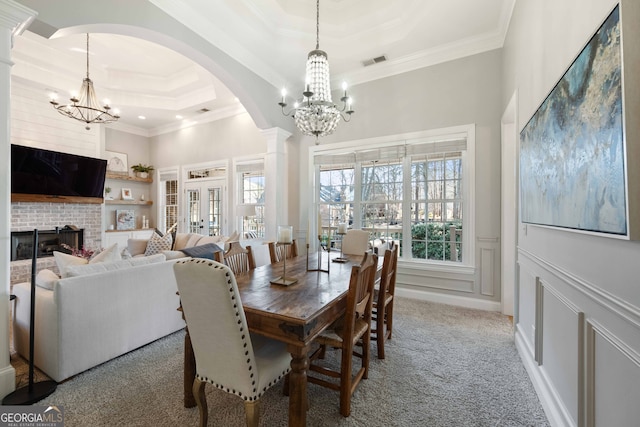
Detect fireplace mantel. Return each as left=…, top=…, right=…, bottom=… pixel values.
left=12, top=193, right=104, bottom=204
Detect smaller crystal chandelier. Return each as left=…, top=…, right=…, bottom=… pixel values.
left=278, top=0, right=353, bottom=142
left=50, top=33, right=119, bottom=130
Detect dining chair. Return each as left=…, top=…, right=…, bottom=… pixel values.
left=341, top=229, right=370, bottom=255
left=307, top=251, right=378, bottom=417
left=268, top=239, right=298, bottom=264
left=214, top=241, right=256, bottom=274
left=173, top=259, right=292, bottom=427
left=371, top=242, right=398, bottom=359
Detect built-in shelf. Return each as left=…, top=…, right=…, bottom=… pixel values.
left=105, top=172, right=152, bottom=183
left=105, top=200, right=153, bottom=206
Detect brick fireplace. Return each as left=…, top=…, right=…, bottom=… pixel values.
left=10, top=202, right=103, bottom=284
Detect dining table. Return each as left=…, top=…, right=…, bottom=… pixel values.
left=182, top=250, right=378, bottom=427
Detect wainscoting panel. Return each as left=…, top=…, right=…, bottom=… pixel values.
left=540, top=283, right=583, bottom=427
left=517, top=263, right=538, bottom=355
left=397, top=267, right=474, bottom=294
left=587, top=321, right=640, bottom=427
left=517, top=248, right=640, bottom=427
left=480, top=247, right=495, bottom=296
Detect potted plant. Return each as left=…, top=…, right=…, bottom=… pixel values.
left=130, top=163, right=154, bottom=178
left=104, top=186, right=112, bottom=200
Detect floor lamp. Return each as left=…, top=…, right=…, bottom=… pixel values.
left=3, top=229, right=57, bottom=405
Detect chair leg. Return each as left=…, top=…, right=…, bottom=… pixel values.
left=386, top=301, right=394, bottom=340
left=339, top=345, right=353, bottom=417
left=193, top=377, right=207, bottom=427
left=376, top=309, right=386, bottom=359
left=283, top=372, right=290, bottom=396
left=244, top=400, right=259, bottom=427
left=363, top=328, right=371, bottom=380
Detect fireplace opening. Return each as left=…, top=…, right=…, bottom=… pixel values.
left=10, top=229, right=84, bottom=261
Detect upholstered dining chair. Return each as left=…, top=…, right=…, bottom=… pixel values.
left=371, top=242, right=398, bottom=359
left=268, top=239, right=298, bottom=264
left=214, top=241, right=256, bottom=274
left=341, top=229, right=370, bottom=255
left=173, top=259, right=292, bottom=427
left=307, top=251, right=378, bottom=417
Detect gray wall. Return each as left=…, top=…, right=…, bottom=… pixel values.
left=502, top=0, right=640, bottom=425
left=149, top=113, right=266, bottom=168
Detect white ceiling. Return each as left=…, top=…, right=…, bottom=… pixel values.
left=12, top=0, right=515, bottom=135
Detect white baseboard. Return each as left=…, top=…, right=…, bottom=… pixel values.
left=515, top=329, right=574, bottom=427
left=396, top=286, right=502, bottom=312
left=0, top=363, right=16, bottom=401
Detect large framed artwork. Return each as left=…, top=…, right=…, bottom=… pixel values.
left=520, top=5, right=627, bottom=237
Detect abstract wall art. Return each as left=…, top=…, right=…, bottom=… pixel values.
left=520, top=5, right=626, bottom=236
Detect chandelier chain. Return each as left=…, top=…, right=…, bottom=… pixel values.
left=85, top=33, right=90, bottom=79
left=316, top=0, right=320, bottom=50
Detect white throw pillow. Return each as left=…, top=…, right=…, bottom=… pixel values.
left=185, top=234, right=202, bottom=248
left=53, top=251, right=88, bottom=278
left=127, top=239, right=148, bottom=257
left=35, top=269, right=60, bottom=290
left=144, top=232, right=173, bottom=256
left=89, top=243, right=121, bottom=264
left=227, top=230, right=240, bottom=242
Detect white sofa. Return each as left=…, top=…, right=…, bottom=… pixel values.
left=13, top=256, right=185, bottom=382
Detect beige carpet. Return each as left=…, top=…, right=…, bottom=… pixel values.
left=10, top=298, right=549, bottom=426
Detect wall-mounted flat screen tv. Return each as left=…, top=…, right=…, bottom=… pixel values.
left=11, top=144, right=107, bottom=200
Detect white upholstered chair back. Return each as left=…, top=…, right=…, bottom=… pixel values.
left=341, top=229, right=370, bottom=255
left=173, top=258, right=291, bottom=426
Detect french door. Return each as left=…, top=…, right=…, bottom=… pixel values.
left=184, top=179, right=225, bottom=236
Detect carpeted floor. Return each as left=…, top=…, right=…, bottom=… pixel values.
left=11, top=297, right=549, bottom=426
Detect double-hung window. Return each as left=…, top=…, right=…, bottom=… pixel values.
left=158, top=170, right=179, bottom=233
left=237, top=162, right=265, bottom=238
left=313, top=126, right=474, bottom=266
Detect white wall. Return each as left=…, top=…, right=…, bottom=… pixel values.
left=503, top=0, right=640, bottom=425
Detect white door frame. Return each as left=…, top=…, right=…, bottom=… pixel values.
left=501, top=91, right=518, bottom=316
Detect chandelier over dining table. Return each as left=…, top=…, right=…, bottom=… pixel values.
left=278, top=0, right=354, bottom=141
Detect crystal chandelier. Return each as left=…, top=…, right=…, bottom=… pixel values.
left=50, top=34, right=119, bottom=130
left=278, top=0, right=353, bottom=142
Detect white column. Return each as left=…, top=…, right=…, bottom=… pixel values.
left=261, top=127, right=292, bottom=241
left=0, top=0, right=36, bottom=400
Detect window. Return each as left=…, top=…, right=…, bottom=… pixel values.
left=238, top=163, right=265, bottom=238
left=318, top=164, right=354, bottom=245
left=159, top=170, right=178, bottom=233
left=164, top=179, right=178, bottom=232
left=313, top=126, right=473, bottom=266
left=410, top=153, right=463, bottom=261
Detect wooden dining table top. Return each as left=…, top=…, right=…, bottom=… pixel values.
left=234, top=252, right=370, bottom=346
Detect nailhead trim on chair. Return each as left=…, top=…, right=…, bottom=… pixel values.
left=182, top=258, right=291, bottom=401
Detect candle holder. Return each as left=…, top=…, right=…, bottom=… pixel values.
left=332, top=229, right=348, bottom=263
left=270, top=242, right=298, bottom=286
left=271, top=226, right=297, bottom=286
left=307, top=235, right=330, bottom=273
